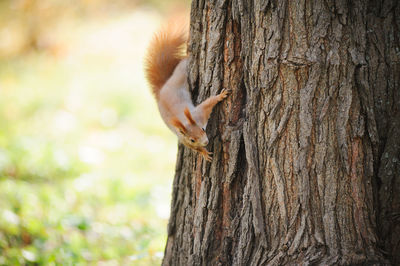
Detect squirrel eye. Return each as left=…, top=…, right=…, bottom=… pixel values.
left=190, top=138, right=195, bottom=143
left=202, top=128, right=205, bottom=132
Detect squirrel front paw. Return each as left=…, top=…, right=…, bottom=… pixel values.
left=199, top=148, right=212, bottom=162
left=218, top=88, right=231, bottom=101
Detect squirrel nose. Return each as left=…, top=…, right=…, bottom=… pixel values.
left=203, top=139, right=209, bottom=146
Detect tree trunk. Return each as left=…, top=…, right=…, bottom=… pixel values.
left=163, top=0, right=399, bottom=265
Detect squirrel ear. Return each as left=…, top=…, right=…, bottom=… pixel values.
left=184, top=107, right=196, bottom=125
left=171, top=117, right=186, bottom=133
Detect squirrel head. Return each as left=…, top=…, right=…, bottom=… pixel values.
left=170, top=107, right=209, bottom=149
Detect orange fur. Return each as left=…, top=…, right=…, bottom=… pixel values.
left=184, top=107, right=196, bottom=125
left=144, top=24, right=187, bottom=100
left=171, top=117, right=186, bottom=133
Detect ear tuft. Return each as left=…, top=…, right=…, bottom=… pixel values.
left=171, top=117, right=186, bottom=133
left=184, top=107, right=196, bottom=125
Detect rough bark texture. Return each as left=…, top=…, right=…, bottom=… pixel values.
left=163, top=0, right=399, bottom=265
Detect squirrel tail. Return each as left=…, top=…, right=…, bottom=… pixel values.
left=145, top=24, right=187, bottom=99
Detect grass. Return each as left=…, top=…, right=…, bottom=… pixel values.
left=0, top=7, right=178, bottom=265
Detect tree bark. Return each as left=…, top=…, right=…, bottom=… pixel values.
left=163, top=0, right=399, bottom=265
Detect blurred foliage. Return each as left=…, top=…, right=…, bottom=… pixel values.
left=0, top=0, right=189, bottom=264
left=0, top=0, right=189, bottom=58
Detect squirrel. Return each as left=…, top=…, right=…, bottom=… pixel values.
left=144, top=25, right=229, bottom=162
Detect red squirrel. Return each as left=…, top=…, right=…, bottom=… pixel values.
left=144, top=25, right=229, bottom=162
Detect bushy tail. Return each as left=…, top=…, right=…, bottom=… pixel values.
left=145, top=24, right=187, bottom=99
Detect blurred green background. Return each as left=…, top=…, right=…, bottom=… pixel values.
left=0, top=0, right=189, bottom=264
